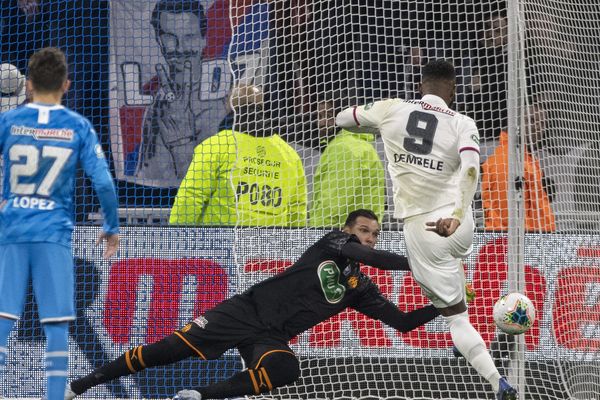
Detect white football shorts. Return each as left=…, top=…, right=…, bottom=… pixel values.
left=403, top=205, right=474, bottom=308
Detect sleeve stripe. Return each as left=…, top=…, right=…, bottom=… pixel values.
left=352, top=106, right=360, bottom=126
left=459, top=146, right=480, bottom=154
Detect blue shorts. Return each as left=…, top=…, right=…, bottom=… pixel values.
left=0, top=243, right=75, bottom=323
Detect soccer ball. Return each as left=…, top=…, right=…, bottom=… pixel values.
left=0, top=63, right=26, bottom=112
left=493, top=292, right=536, bottom=335
left=0, top=63, right=25, bottom=95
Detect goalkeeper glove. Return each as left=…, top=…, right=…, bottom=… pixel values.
left=465, top=282, right=476, bottom=303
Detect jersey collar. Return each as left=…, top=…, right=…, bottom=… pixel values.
left=420, top=94, right=449, bottom=108
left=26, top=103, right=65, bottom=111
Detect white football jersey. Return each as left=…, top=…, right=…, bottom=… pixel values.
left=337, top=94, right=480, bottom=219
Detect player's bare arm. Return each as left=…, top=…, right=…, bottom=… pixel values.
left=95, top=232, right=120, bottom=259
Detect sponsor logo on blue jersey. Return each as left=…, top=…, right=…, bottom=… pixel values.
left=11, top=125, right=74, bottom=141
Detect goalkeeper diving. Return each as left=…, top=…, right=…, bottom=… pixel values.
left=66, top=209, right=440, bottom=400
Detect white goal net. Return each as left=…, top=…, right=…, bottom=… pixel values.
left=233, top=0, right=600, bottom=399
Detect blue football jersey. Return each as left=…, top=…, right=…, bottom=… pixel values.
left=0, top=103, right=119, bottom=246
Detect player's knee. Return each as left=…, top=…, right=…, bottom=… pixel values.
left=444, top=311, right=486, bottom=359
left=255, top=352, right=300, bottom=391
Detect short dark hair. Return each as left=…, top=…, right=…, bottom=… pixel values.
left=422, top=59, right=456, bottom=82
left=28, top=47, right=68, bottom=93
left=344, top=209, right=379, bottom=227
left=151, top=0, right=208, bottom=38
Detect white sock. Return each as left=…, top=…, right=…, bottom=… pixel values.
left=445, top=311, right=501, bottom=392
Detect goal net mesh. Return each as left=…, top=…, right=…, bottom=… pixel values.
left=0, top=0, right=599, bottom=399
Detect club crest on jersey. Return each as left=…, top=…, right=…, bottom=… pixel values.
left=347, top=276, right=358, bottom=289
left=317, top=261, right=345, bottom=304
left=95, top=144, right=106, bottom=158
left=11, top=125, right=74, bottom=141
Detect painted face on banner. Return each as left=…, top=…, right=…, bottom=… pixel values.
left=157, top=12, right=205, bottom=73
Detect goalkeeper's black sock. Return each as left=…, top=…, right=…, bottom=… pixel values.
left=199, top=369, right=261, bottom=398
left=71, top=346, right=144, bottom=394
left=72, top=335, right=194, bottom=395
left=199, top=351, right=299, bottom=398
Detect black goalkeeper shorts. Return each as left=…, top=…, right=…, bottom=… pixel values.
left=174, top=294, right=292, bottom=363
